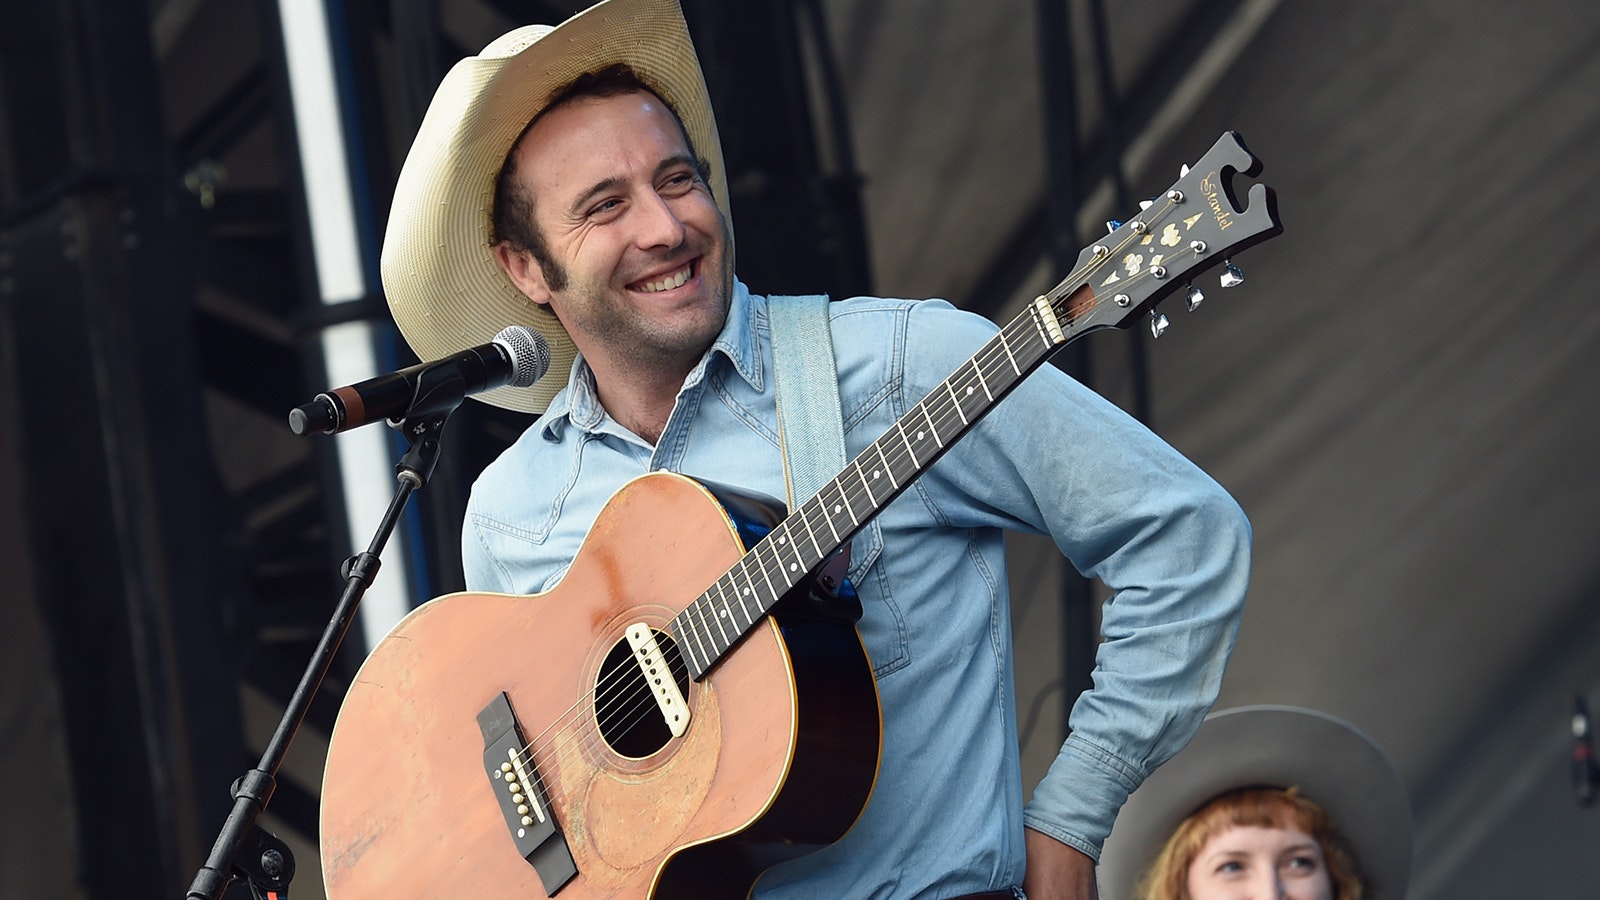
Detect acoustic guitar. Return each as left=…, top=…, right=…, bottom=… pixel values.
left=319, top=131, right=1282, bottom=898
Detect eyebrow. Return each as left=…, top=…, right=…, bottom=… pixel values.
left=564, top=154, right=701, bottom=219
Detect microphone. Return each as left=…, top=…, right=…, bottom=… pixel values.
left=288, top=325, right=550, bottom=435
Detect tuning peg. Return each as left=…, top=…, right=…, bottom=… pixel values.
left=1149, top=311, right=1170, bottom=339
left=1139, top=198, right=1155, bottom=210
left=1219, top=259, right=1245, bottom=288
left=1185, top=284, right=1204, bottom=311
left=1180, top=163, right=1191, bottom=177
left=1105, top=219, right=1122, bottom=233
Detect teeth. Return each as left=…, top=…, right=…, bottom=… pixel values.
left=640, top=265, right=690, bottom=293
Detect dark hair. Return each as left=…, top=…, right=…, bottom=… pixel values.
left=490, top=64, right=711, bottom=280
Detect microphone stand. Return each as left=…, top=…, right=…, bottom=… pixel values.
left=186, top=367, right=470, bottom=899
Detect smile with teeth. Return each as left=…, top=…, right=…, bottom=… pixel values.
left=637, top=262, right=693, bottom=293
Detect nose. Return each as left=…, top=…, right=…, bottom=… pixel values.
left=1245, top=871, right=1288, bottom=899
left=633, top=190, right=687, bottom=250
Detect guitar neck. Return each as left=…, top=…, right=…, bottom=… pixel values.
left=671, top=285, right=1092, bottom=679
left=670, top=129, right=1283, bottom=680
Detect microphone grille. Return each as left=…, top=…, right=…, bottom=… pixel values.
left=493, top=325, right=551, bottom=387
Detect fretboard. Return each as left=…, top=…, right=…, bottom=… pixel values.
left=671, top=283, right=1099, bottom=679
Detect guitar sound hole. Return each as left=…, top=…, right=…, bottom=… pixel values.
left=595, top=631, right=690, bottom=759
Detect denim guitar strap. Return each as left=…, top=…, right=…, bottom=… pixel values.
left=767, top=294, right=847, bottom=509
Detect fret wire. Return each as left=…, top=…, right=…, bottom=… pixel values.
left=999, top=328, right=1022, bottom=375
left=853, top=457, right=880, bottom=507
left=716, top=573, right=752, bottom=630
left=925, top=403, right=950, bottom=451
left=882, top=427, right=918, bottom=486
left=689, top=595, right=726, bottom=657
left=739, top=548, right=784, bottom=620
left=779, top=526, right=807, bottom=581
left=772, top=524, right=807, bottom=582
left=919, top=402, right=945, bottom=448
left=686, top=294, right=1099, bottom=677
left=970, top=358, right=995, bottom=402
left=872, top=441, right=900, bottom=490
left=675, top=598, right=700, bottom=662
left=835, top=478, right=868, bottom=527
left=754, top=537, right=796, bottom=601
left=1003, top=315, right=1041, bottom=358
left=700, top=592, right=730, bottom=654
left=726, top=570, right=758, bottom=624
left=672, top=610, right=706, bottom=675
left=706, top=580, right=739, bottom=643
left=994, top=331, right=1024, bottom=377
left=896, top=420, right=922, bottom=469
left=685, top=599, right=717, bottom=665
left=953, top=366, right=983, bottom=420
left=707, top=582, right=736, bottom=643
left=795, top=503, right=826, bottom=559
left=819, top=480, right=857, bottom=534
left=815, top=483, right=845, bottom=543
left=943, top=380, right=970, bottom=425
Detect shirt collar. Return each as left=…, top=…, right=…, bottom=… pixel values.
left=537, top=279, right=764, bottom=441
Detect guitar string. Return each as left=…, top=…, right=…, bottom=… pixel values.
left=508, top=197, right=1192, bottom=787
left=509, top=199, right=1192, bottom=788
left=508, top=537, right=798, bottom=784
left=824, top=200, right=1197, bottom=535
left=505, top=195, right=1193, bottom=792
left=523, top=282, right=1092, bottom=776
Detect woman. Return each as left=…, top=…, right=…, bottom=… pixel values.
left=1096, top=705, right=1411, bottom=899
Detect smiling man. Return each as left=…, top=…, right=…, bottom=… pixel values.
left=373, top=0, right=1252, bottom=898
left=491, top=72, right=734, bottom=444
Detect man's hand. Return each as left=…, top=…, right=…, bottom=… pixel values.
left=1022, top=827, right=1100, bottom=900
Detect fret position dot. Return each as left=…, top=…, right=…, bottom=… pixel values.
left=873, top=470, right=881, bottom=479
left=966, top=386, right=974, bottom=396
left=789, top=563, right=798, bottom=572
left=917, top=430, right=925, bottom=440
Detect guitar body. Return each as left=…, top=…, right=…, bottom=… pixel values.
left=320, top=472, right=881, bottom=898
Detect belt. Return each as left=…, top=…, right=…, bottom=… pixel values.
left=950, top=892, right=1016, bottom=900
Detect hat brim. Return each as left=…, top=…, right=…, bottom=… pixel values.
left=1096, top=705, right=1412, bottom=899
left=381, top=0, right=729, bottom=414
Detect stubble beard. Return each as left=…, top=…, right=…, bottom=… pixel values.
left=550, top=213, right=735, bottom=378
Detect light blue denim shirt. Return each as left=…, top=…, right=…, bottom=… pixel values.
left=463, top=281, right=1249, bottom=898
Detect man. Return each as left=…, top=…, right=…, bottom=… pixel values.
left=380, top=0, right=1250, bottom=896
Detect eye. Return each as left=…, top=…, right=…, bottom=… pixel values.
left=588, top=197, right=624, bottom=220
left=1286, top=854, right=1321, bottom=874
left=1215, top=860, right=1244, bottom=876
left=659, top=170, right=698, bottom=195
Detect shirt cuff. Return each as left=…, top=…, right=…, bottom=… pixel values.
left=1022, top=731, right=1146, bottom=861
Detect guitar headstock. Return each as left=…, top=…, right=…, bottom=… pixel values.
left=1055, top=131, right=1282, bottom=338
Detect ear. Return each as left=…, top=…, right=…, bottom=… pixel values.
left=493, top=242, right=553, bottom=307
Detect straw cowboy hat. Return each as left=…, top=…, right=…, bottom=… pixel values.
left=1097, top=705, right=1413, bottom=899
left=381, top=0, right=730, bottom=414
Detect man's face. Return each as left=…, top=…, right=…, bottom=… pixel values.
left=495, top=89, right=733, bottom=383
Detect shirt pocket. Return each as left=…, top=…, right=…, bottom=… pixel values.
left=845, top=521, right=911, bottom=679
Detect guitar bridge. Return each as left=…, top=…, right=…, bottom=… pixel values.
left=478, top=692, right=577, bottom=894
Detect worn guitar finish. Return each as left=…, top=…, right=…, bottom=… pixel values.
left=319, top=131, right=1282, bottom=898
left=321, top=474, right=880, bottom=898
